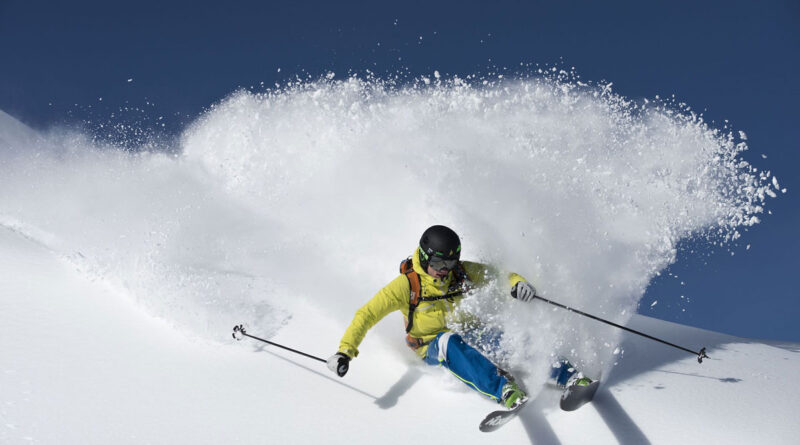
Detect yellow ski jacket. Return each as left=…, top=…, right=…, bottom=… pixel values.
left=338, top=248, right=527, bottom=359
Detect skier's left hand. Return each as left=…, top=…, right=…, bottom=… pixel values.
left=511, top=281, right=537, bottom=302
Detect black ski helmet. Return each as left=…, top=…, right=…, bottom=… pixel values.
left=419, top=225, right=461, bottom=267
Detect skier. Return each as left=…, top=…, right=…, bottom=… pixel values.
left=326, top=225, right=592, bottom=410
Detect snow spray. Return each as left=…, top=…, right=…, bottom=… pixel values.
left=0, top=71, right=778, bottom=380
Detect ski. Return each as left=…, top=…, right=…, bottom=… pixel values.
left=479, top=399, right=529, bottom=432
left=560, top=380, right=600, bottom=411
left=480, top=379, right=600, bottom=432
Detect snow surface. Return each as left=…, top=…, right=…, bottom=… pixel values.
left=0, top=76, right=794, bottom=443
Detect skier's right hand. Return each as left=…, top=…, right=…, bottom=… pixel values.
left=511, top=281, right=537, bottom=302
left=327, top=352, right=350, bottom=377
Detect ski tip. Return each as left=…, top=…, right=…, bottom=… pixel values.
left=560, top=380, right=600, bottom=412
left=479, top=400, right=529, bottom=432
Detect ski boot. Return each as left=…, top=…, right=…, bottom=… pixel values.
left=565, top=372, right=594, bottom=388
left=501, top=381, right=528, bottom=410
left=550, top=359, right=594, bottom=388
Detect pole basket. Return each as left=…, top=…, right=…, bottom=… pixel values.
left=232, top=324, right=246, bottom=341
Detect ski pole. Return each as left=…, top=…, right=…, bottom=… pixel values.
left=232, top=325, right=326, bottom=364
left=531, top=295, right=709, bottom=363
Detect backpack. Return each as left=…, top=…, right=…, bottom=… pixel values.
left=399, top=256, right=470, bottom=349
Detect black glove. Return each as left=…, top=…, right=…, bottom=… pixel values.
left=511, top=281, right=537, bottom=302
left=327, top=352, right=350, bottom=377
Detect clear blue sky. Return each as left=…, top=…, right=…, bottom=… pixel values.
left=1, top=0, right=798, bottom=341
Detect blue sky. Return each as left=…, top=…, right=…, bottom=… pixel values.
left=1, top=0, right=798, bottom=341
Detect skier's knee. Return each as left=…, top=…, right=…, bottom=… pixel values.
left=437, top=332, right=455, bottom=362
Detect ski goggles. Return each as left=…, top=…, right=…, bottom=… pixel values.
left=428, top=255, right=458, bottom=271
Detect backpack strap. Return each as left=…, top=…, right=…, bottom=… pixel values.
left=399, top=258, right=422, bottom=335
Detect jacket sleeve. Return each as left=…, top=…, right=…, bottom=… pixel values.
left=462, top=261, right=528, bottom=290
left=338, top=274, right=409, bottom=358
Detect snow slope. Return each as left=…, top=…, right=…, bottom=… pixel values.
left=0, top=76, right=793, bottom=443
left=1, top=223, right=798, bottom=444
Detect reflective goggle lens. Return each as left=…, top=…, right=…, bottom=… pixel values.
left=428, top=256, right=458, bottom=270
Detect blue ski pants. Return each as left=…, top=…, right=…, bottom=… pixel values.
left=423, top=331, right=579, bottom=402
left=424, top=332, right=508, bottom=402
